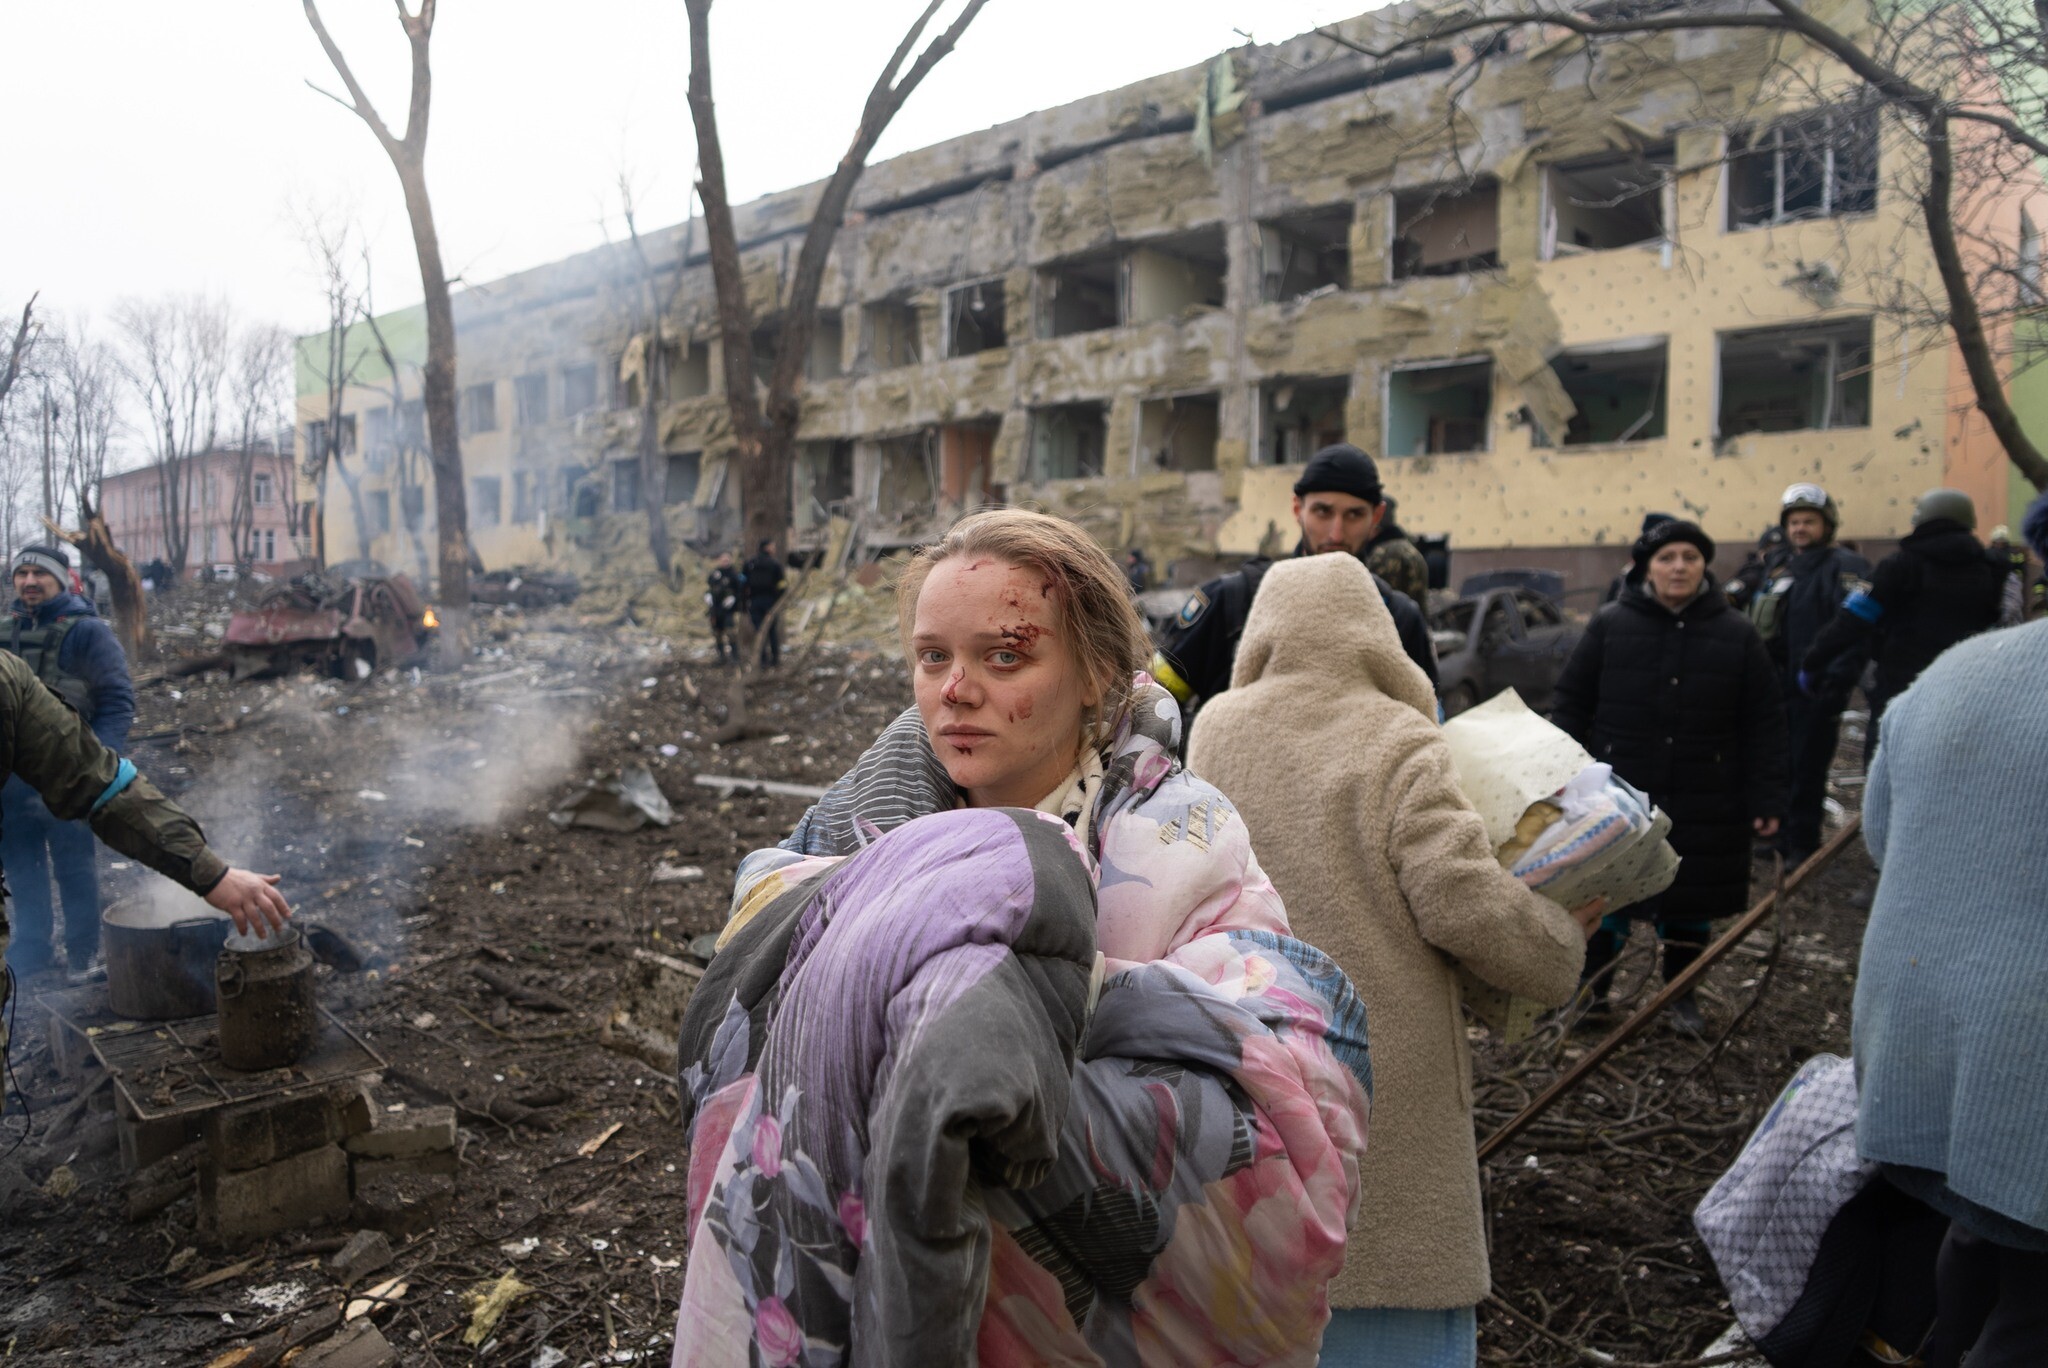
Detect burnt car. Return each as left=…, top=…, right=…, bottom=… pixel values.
left=1430, top=571, right=1583, bottom=716
left=224, top=570, right=433, bottom=680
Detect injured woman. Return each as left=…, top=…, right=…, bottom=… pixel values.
left=670, top=509, right=1373, bottom=1368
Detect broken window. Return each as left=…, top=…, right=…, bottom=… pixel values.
left=1538, top=340, right=1668, bottom=446
left=363, top=406, right=394, bottom=471
left=1544, top=146, right=1673, bottom=257
left=513, top=470, right=540, bottom=523
left=939, top=422, right=999, bottom=508
left=1728, top=107, right=1879, bottom=229
left=399, top=399, right=424, bottom=448
left=797, top=441, right=854, bottom=527
left=809, top=313, right=845, bottom=380
left=560, top=465, right=600, bottom=518
left=562, top=363, right=598, bottom=417
left=470, top=475, right=502, bottom=529
left=1386, top=358, right=1492, bottom=455
left=460, top=382, right=498, bottom=435
left=666, top=452, right=702, bottom=506
left=1717, top=318, right=1873, bottom=435
left=612, top=460, right=643, bottom=514
left=861, top=300, right=922, bottom=370
left=944, top=279, right=1007, bottom=357
left=1259, top=206, right=1354, bottom=301
left=1138, top=392, right=1221, bottom=472
left=400, top=483, right=427, bottom=531
left=368, top=490, right=392, bottom=536
left=515, top=372, right=549, bottom=426
left=1260, top=375, right=1348, bottom=464
left=1029, top=403, right=1107, bottom=482
left=1125, top=228, right=1228, bottom=325
left=1392, top=182, right=1501, bottom=279
left=668, top=341, right=709, bottom=400
left=1038, top=251, right=1121, bottom=338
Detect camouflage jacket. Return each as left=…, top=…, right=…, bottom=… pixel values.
left=0, top=651, right=227, bottom=904
left=1366, top=534, right=1431, bottom=605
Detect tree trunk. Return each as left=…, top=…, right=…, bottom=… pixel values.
left=1920, top=112, right=2048, bottom=493
left=56, top=496, right=150, bottom=660
left=398, top=163, right=471, bottom=665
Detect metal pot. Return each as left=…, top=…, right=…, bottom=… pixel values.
left=216, top=927, right=318, bottom=1072
left=102, top=899, right=231, bottom=1020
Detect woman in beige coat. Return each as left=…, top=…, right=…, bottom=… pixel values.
left=1190, top=552, right=1597, bottom=1367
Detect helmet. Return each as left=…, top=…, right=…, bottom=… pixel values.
left=1911, top=488, right=1976, bottom=530
left=1779, top=482, right=1839, bottom=537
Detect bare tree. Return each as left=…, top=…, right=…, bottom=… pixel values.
left=298, top=217, right=378, bottom=568
left=228, top=323, right=292, bottom=577
left=0, top=295, right=36, bottom=413
left=115, top=294, right=230, bottom=578
left=42, top=322, right=149, bottom=657
left=685, top=0, right=992, bottom=549
left=303, top=0, right=470, bottom=665
left=359, top=300, right=436, bottom=587
left=1322, top=0, right=2048, bottom=492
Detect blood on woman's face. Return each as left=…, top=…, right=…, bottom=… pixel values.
left=911, top=555, right=1097, bottom=810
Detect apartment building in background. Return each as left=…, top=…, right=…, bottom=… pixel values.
left=296, top=0, right=2048, bottom=591
left=99, top=446, right=310, bottom=580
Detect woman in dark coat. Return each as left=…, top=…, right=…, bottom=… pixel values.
left=1551, top=519, right=1789, bottom=1033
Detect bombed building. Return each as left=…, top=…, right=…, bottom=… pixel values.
left=296, top=0, right=2048, bottom=591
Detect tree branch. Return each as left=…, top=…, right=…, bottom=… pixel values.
left=302, top=0, right=400, bottom=153
left=0, top=292, right=37, bottom=412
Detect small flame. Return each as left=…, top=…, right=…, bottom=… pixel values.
left=422, top=606, right=440, bottom=629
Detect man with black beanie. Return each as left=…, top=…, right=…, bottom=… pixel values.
left=1153, top=444, right=1437, bottom=719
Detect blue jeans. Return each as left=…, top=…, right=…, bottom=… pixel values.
left=1, top=776, right=102, bottom=973
left=1319, top=1306, right=1478, bottom=1367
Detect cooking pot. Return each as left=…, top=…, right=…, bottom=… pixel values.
left=102, top=897, right=232, bottom=1020
left=216, top=926, right=319, bottom=1071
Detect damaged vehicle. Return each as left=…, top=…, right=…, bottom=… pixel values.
left=222, top=570, right=435, bottom=680
left=1431, top=571, right=1582, bottom=716
left=470, top=567, right=580, bottom=609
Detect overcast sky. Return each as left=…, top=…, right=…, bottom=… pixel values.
left=2, top=1, right=1362, bottom=342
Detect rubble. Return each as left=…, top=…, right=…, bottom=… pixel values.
left=327, top=1229, right=395, bottom=1286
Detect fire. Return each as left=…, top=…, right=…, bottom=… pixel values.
left=422, top=606, right=440, bottom=629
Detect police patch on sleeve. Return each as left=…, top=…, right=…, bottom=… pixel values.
left=1175, top=588, right=1209, bottom=628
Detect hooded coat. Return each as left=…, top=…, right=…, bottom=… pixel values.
left=1551, top=580, right=1789, bottom=922
left=1189, top=553, right=1586, bottom=1311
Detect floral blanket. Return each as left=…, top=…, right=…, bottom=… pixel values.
left=673, top=680, right=1372, bottom=1367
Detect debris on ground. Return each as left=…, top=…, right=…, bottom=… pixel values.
left=548, top=763, right=676, bottom=831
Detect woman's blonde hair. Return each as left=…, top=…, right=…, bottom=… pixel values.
left=896, top=509, right=1151, bottom=739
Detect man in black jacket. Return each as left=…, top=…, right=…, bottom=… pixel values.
left=1745, top=485, right=1868, bottom=866
left=1152, top=445, right=1437, bottom=721
left=705, top=551, right=742, bottom=666
left=1802, top=488, right=2008, bottom=756
left=741, top=540, right=788, bottom=669
left=1551, top=519, right=1789, bottom=1033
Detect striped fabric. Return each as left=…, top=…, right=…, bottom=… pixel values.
left=780, top=707, right=959, bottom=856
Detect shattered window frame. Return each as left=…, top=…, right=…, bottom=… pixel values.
left=470, top=474, right=503, bottom=530
left=460, top=382, right=499, bottom=436
left=1256, top=205, right=1355, bottom=302
left=1715, top=317, right=1875, bottom=437
left=1136, top=390, right=1223, bottom=474
left=1027, top=402, right=1108, bottom=482
left=1035, top=250, right=1123, bottom=339
left=1726, top=107, right=1880, bottom=230
left=1391, top=181, right=1502, bottom=281
left=859, top=298, right=923, bottom=371
left=943, top=278, right=1008, bottom=358
left=1535, top=339, right=1670, bottom=448
left=561, top=363, right=599, bottom=418
left=368, top=488, right=392, bottom=536
left=611, top=459, right=643, bottom=514
left=514, top=372, right=549, bottom=427
left=1258, top=374, right=1350, bottom=465
left=1384, top=356, right=1495, bottom=456
left=1540, top=146, right=1675, bottom=259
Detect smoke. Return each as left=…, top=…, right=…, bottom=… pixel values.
left=140, top=668, right=601, bottom=955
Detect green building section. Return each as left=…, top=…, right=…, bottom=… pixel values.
left=2010, top=313, right=2048, bottom=531
left=294, top=305, right=428, bottom=399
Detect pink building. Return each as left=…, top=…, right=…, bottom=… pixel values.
left=99, top=447, right=312, bottom=581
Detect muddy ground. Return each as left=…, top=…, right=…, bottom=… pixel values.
left=0, top=586, right=1873, bottom=1366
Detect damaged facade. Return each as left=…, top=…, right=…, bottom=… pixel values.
left=298, top=0, right=2048, bottom=590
